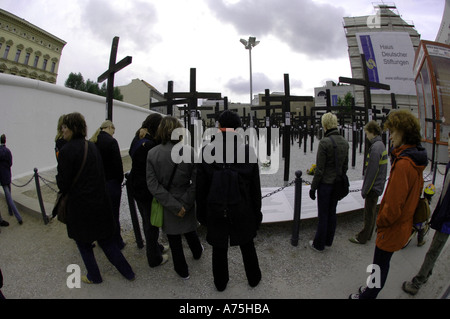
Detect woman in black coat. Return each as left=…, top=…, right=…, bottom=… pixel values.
left=128, top=113, right=168, bottom=267
left=196, top=110, right=262, bottom=291
left=56, top=112, right=134, bottom=284
left=90, top=120, right=125, bottom=249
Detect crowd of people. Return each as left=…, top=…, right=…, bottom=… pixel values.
left=0, top=109, right=448, bottom=299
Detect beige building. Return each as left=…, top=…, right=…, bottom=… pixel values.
left=0, top=9, right=66, bottom=84
left=118, top=78, right=165, bottom=111
left=343, top=3, right=420, bottom=112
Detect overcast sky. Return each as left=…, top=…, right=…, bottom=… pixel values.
left=1, top=0, right=446, bottom=104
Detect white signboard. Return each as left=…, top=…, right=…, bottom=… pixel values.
left=356, top=32, right=416, bottom=95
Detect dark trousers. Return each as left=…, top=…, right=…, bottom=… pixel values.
left=313, top=183, right=338, bottom=250
left=76, top=237, right=135, bottom=283
left=212, top=240, right=261, bottom=291
left=167, top=231, right=203, bottom=278
left=359, top=245, right=394, bottom=299
left=135, top=198, right=163, bottom=267
left=106, top=179, right=125, bottom=248
left=357, top=191, right=379, bottom=243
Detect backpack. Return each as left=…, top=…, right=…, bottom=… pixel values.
left=413, top=197, right=430, bottom=224
left=207, top=164, right=241, bottom=219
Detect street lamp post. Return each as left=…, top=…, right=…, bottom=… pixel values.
left=240, top=36, right=260, bottom=106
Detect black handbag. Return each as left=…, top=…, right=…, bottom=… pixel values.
left=329, top=136, right=349, bottom=201
left=53, top=141, right=88, bottom=224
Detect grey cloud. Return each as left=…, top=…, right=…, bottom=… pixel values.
left=205, top=0, right=347, bottom=59
left=82, top=0, right=160, bottom=51
left=226, top=72, right=298, bottom=96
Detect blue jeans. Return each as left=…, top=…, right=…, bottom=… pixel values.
left=313, top=183, right=338, bottom=250
left=76, top=237, right=135, bottom=283
left=2, top=184, right=22, bottom=222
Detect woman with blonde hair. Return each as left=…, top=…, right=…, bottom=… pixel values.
left=309, top=112, right=349, bottom=252
left=146, top=116, right=202, bottom=279
left=91, top=120, right=125, bottom=249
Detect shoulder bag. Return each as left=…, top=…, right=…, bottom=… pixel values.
left=52, top=140, right=88, bottom=224
left=329, top=135, right=350, bottom=201
left=151, top=163, right=178, bottom=227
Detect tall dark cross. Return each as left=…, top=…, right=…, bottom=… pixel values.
left=260, top=74, right=313, bottom=183
left=251, top=89, right=283, bottom=158
left=151, top=81, right=189, bottom=116
left=425, top=105, right=443, bottom=184
left=339, top=54, right=390, bottom=123
left=98, top=36, right=132, bottom=121
left=339, top=54, right=390, bottom=175
left=166, top=68, right=221, bottom=145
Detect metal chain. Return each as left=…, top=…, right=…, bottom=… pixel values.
left=262, top=176, right=362, bottom=200
left=11, top=175, right=34, bottom=188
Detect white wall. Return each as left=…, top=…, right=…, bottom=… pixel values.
left=0, top=73, right=155, bottom=179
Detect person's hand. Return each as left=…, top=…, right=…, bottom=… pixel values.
left=309, top=189, right=316, bottom=200
left=177, top=206, right=186, bottom=218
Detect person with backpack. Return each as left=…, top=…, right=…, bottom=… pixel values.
left=349, top=109, right=428, bottom=299
left=196, top=110, right=263, bottom=291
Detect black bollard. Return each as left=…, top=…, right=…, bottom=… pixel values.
left=34, top=168, right=49, bottom=225
left=291, top=170, right=303, bottom=246
left=124, top=172, right=144, bottom=249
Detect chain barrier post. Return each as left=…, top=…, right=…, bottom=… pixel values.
left=291, top=170, right=302, bottom=246
left=124, top=173, right=144, bottom=249
left=33, top=168, right=49, bottom=225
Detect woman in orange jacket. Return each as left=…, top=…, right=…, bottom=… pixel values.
left=350, top=110, right=428, bottom=299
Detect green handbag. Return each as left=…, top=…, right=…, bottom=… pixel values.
left=150, top=163, right=178, bottom=228
left=151, top=198, right=164, bottom=227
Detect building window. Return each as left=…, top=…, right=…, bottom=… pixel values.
left=33, top=55, right=39, bottom=68
left=3, top=45, right=10, bottom=59
left=51, top=61, right=56, bottom=73
left=14, top=49, right=21, bottom=62
left=42, top=59, right=48, bottom=71
left=24, top=52, right=30, bottom=65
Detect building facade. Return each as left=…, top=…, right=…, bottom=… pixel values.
left=118, top=78, right=165, bottom=112
left=0, top=9, right=66, bottom=84
left=343, top=4, right=420, bottom=112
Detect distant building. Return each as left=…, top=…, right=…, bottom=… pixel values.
left=436, top=0, right=450, bottom=45
left=118, top=78, right=165, bottom=111
left=343, top=3, right=420, bottom=112
left=314, top=81, right=355, bottom=107
left=0, top=9, right=66, bottom=84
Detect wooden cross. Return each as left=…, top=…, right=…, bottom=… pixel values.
left=425, top=105, right=443, bottom=184
left=259, top=74, right=313, bottom=183
left=339, top=54, right=390, bottom=123
left=98, top=36, right=132, bottom=121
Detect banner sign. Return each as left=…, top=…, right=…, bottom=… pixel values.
left=356, top=32, right=416, bottom=95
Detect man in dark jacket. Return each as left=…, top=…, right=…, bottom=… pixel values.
left=402, top=134, right=450, bottom=295
left=0, top=134, right=22, bottom=224
left=197, top=110, right=263, bottom=291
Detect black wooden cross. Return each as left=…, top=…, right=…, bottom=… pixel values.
left=339, top=54, right=390, bottom=123
left=425, top=105, right=443, bottom=184
left=165, top=68, right=221, bottom=145
left=98, top=36, right=132, bottom=121
left=260, top=74, right=313, bottom=183
left=339, top=54, right=391, bottom=175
